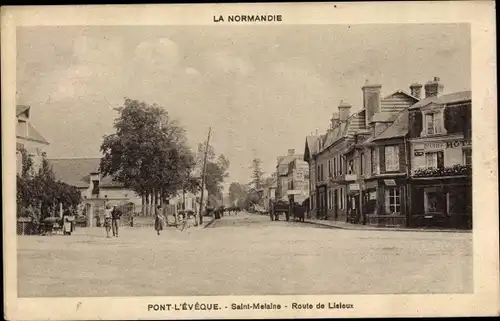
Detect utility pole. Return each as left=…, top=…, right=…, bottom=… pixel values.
left=198, top=127, right=211, bottom=225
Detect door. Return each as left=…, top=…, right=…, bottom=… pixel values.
left=333, top=189, right=338, bottom=220
left=353, top=194, right=360, bottom=223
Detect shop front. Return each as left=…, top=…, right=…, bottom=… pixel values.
left=347, top=183, right=362, bottom=224
left=409, top=176, right=472, bottom=229
left=363, top=177, right=408, bottom=227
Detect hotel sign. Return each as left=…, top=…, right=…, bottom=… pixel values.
left=349, top=184, right=360, bottom=191
left=384, top=179, right=396, bottom=186
left=415, top=140, right=472, bottom=155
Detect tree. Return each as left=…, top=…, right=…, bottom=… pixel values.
left=100, top=98, right=195, bottom=215
left=250, top=157, right=264, bottom=190
left=196, top=141, right=230, bottom=206
left=16, top=150, right=82, bottom=220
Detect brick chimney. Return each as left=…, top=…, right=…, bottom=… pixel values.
left=362, top=81, right=382, bottom=127
left=287, top=149, right=295, bottom=156
left=338, top=101, right=351, bottom=122
left=330, top=112, right=340, bottom=129
left=424, top=77, right=444, bottom=98
left=410, top=82, right=423, bottom=99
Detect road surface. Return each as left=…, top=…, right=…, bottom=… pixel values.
left=17, top=212, right=472, bottom=297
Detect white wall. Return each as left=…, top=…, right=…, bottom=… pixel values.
left=410, top=136, right=471, bottom=170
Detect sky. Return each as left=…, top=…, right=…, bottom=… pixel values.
left=16, top=24, right=471, bottom=191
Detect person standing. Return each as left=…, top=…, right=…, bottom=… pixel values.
left=104, top=205, right=113, bottom=238
left=111, top=205, right=122, bottom=237
left=154, top=205, right=165, bottom=236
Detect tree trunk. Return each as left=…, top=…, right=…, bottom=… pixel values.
left=145, top=194, right=150, bottom=216
left=141, top=195, right=145, bottom=216
left=149, top=190, right=154, bottom=216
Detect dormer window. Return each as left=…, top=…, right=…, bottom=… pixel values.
left=420, top=104, right=447, bottom=137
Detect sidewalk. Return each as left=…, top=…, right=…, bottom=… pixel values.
left=302, top=218, right=471, bottom=233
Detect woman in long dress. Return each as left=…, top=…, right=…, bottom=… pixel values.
left=154, top=206, right=165, bottom=235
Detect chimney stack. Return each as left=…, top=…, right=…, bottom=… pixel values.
left=330, top=112, right=340, bottom=129
left=424, top=77, right=444, bottom=98
left=287, top=149, right=295, bottom=156
left=338, top=101, right=352, bottom=122
left=410, top=82, right=423, bottom=99
left=362, top=81, right=382, bottom=127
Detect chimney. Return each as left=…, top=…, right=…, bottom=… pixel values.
left=287, top=149, right=295, bottom=156
left=410, top=82, right=423, bottom=99
left=362, top=80, right=382, bottom=127
left=424, top=77, right=444, bottom=98
left=330, top=112, right=340, bottom=129
left=338, top=101, right=351, bottom=122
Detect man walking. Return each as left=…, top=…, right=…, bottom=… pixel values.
left=111, top=205, right=122, bottom=237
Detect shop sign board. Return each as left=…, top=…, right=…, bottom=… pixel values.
left=384, top=179, right=396, bottom=186
left=349, top=183, right=360, bottom=191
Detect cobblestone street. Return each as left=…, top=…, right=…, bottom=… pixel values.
left=17, top=212, right=472, bottom=297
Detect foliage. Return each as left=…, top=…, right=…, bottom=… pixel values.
left=250, top=157, right=264, bottom=190
left=100, top=98, right=196, bottom=203
left=413, top=164, right=471, bottom=178
left=197, top=141, right=230, bottom=201
left=16, top=150, right=82, bottom=219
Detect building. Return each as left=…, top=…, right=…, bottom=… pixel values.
left=168, top=185, right=208, bottom=215
left=310, top=81, right=419, bottom=223
left=407, top=78, right=472, bottom=229
left=353, top=83, right=420, bottom=227
left=16, top=105, right=50, bottom=175
left=286, top=158, right=310, bottom=206
left=275, top=149, right=303, bottom=201
left=262, top=177, right=277, bottom=212
left=303, top=135, right=320, bottom=218
left=48, top=158, right=142, bottom=227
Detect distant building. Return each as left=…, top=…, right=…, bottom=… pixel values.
left=262, top=177, right=277, bottom=212
left=286, top=158, right=310, bottom=205
left=303, top=135, right=320, bottom=218
left=276, top=149, right=303, bottom=201
left=16, top=105, right=50, bottom=175
left=48, top=158, right=142, bottom=227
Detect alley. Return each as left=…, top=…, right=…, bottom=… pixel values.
left=17, top=212, right=472, bottom=297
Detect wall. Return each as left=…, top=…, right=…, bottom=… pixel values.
left=410, top=136, right=471, bottom=171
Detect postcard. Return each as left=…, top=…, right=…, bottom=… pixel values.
left=2, top=2, right=498, bottom=320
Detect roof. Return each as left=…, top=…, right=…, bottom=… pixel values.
left=372, top=109, right=409, bottom=141
left=16, top=105, right=30, bottom=116
left=319, top=109, right=366, bottom=154
left=305, top=136, right=320, bottom=156
left=25, top=122, right=50, bottom=145
left=382, top=90, right=420, bottom=102
left=277, top=154, right=303, bottom=175
left=48, top=158, right=123, bottom=188
left=409, top=90, right=471, bottom=110
left=370, top=111, right=400, bottom=123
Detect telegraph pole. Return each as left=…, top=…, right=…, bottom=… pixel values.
left=198, top=127, right=211, bottom=225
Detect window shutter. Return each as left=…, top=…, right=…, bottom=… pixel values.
left=398, top=143, right=405, bottom=172
left=437, top=151, right=444, bottom=169
left=380, top=146, right=386, bottom=173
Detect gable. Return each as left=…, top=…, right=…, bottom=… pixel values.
left=381, top=91, right=419, bottom=113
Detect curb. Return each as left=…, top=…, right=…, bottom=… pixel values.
left=202, top=217, right=216, bottom=229
left=302, top=220, right=472, bottom=234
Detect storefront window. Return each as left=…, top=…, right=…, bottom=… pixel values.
left=424, top=188, right=446, bottom=214
left=384, top=187, right=401, bottom=214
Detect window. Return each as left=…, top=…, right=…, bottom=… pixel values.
left=425, top=112, right=442, bottom=135
left=463, top=149, right=472, bottom=166
left=320, top=164, right=324, bottom=181
left=339, top=157, right=343, bottom=175
left=385, top=187, right=401, bottom=214
left=333, top=157, right=337, bottom=177
left=424, top=188, right=446, bottom=214
left=360, top=152, right=365, bottom=176
left=347, top=160, right=354, bottom=175
left=371, top=148, right=378, bottom=174
left=425, top=151, right=444, bottom=169
left=91, top=180, right=100, bottom=195
left=385, top=145, right=400, bottom=172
